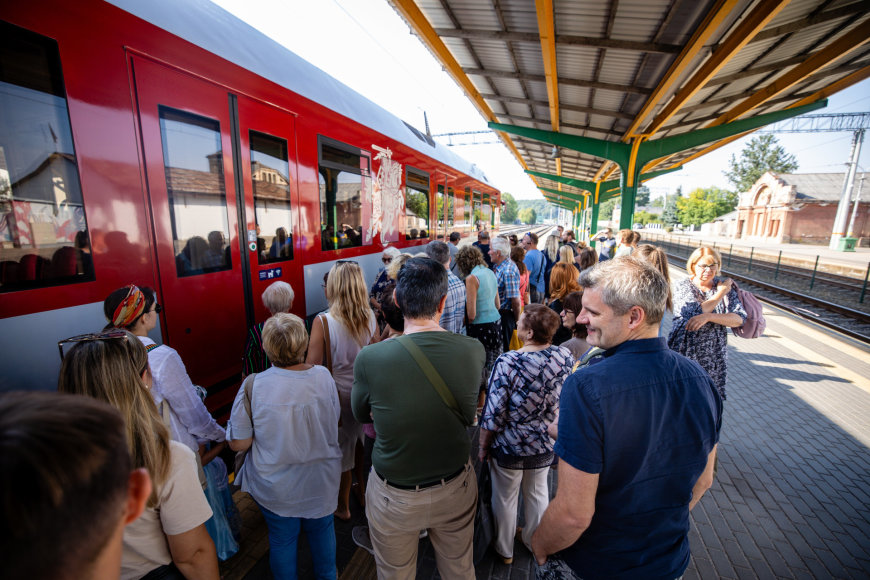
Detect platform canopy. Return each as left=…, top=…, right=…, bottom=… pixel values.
left=388, top=0, right=870, bottom=230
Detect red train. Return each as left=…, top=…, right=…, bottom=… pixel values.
left=0, top=0, right=501, bottom=407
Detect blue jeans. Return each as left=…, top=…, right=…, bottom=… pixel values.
left=258, top=505, right=337, bottom=580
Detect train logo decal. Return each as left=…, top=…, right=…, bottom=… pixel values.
left=371, top=145, right=402, bottom=243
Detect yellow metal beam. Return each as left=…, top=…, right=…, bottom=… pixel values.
left=711, top=19, right=870, bottom=126
left=535, top=0, right=559, bottom=133
left=626, top=136, right=645, bottom=187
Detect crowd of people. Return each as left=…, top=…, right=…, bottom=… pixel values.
left=2, top=224, right=749, bottom=580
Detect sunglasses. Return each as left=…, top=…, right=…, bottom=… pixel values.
left=382, top=257, right=392, bottom=264
left=57, top=329, right=129, bottom=361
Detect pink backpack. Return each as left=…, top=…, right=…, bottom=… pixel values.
left=730, top=281, right=766, bottom=339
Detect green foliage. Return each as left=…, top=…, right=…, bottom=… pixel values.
left=675, top=187, right=738, bottom=228
left=406, top=188, right=428, bottom=220
left=501, top=192, right=519, bottom=223
left=650, top=196, right=664, bottom=208
left=518, top=207, right=537, bottom=225
left=635, top=185, right=650, bottom=207
left=633, top=210, right=661, bottom=226
left=725, top=134, right=798, bottom=192
left=662, top=188, right=681, bottom=226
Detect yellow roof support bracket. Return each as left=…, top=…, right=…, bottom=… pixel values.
left=535, top=0, right=559, bottom=133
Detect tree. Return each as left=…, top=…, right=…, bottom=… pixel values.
left=662, top=186, right=681, bottom=226
left=635, top=185, right=650, bottom=207
left=724, top=134, right=798, bottom=192
left=518, top=207, right=537, bottom=225
left=501, top=192, right=519, bottom=223
left=650, top=196, right=664, bottom=208
left=633, top=210, right=661, bottom=226
left=676, top=187, right=738, bottom=228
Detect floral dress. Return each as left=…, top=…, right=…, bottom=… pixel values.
left=668, top=277, right=746, bottom=400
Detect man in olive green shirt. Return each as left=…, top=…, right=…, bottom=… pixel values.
left=353, top=257, right=485, bottom=580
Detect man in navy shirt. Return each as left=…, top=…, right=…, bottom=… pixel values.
left=532, top=257, right=721, bottom=580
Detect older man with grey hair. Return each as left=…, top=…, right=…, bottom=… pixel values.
left=425, top=240, right=466, bottom=334
left=489, top=236, right=521, bottom=352
left=532, top=257, right=721, bottom=580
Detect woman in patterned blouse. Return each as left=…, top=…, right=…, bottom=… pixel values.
left=479, top=304, right=574, bottom=565
left=668, top=246, right=746, bottom=400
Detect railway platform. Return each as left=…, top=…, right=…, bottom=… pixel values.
left=218, top=278, right=870, bottom=580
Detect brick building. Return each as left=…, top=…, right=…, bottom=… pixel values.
left=734, top=172, right=869, bottom=245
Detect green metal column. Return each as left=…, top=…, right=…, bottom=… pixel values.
left=590, top=199, right=600, bottom=248
left=618, top=174, right=638, bottom=230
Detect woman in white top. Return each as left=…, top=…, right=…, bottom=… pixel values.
left=58, top=329, right=217, bottom=580
left=229, top=314, right=342, bottom=579
left=307, top=261, right=377, bottom=520
left=104, top=286, right=226, bottom=467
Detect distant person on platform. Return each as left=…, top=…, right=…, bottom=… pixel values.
left=448, top=231, right=461, bottom=275
left=1, top=391, right=151, bottom=580
left=594, top=228, right=617, bottom=262
left=490, top=236, right=522, bottom=352
left=473, top=230, right=493, bottom=269
left=425, top=240, right=466, bottom=334
left=522, top=232, right=546, bottom=303
left=531, top=257, right=721, bottom=580
left=562, top=230, right=579, bottom=256
left=352, top=257, right=485, bottom=579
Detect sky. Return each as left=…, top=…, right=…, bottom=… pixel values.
left=210, top=0, right=870, bottom=201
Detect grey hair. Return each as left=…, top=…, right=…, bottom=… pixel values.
left=490, top=236, right=510, bottom=259
left=383, top=246, right=401, bottom=259
left=261, top=281, right=295, bottom=315
left=425, top=241, right=451, bottom=265
left=578, top=256, right=667, bottom=324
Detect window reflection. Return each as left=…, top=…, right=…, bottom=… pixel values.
left=318, top=139, right=370, bottom=251
left=0, top=22, right=93, bottom=291
left=159, top=107, right=231, bottom=277
left=251, top=131, right=293, bottom=264
left=405, top=167, right=429, bottom=240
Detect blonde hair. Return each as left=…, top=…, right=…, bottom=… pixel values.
left=544, top=235, right=560, bottom=262
left=686, top=246, right=723, bottom=278
left=635, top=244, right=673, bottom=311
left=263, top=313, right=308, bottom=367
left=57, top=331, right=169, bottom=507
left=549, top=262, right=581, bottom=300
left=386, top=253, right=411, bottom=280
left=558, top=245, right=575, bottom=265
left=327, top=261, right=375, bottom=346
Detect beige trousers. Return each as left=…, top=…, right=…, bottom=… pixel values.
left=365, top=462, right=477, bottom=580
left=490, top=461, right=550, bottom=559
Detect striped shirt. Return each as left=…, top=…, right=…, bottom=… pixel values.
left=440, top=270, right=467, bottom=334
left=493, top=258, right=520, bottom=311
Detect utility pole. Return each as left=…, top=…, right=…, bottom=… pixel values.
left=847, top=172, right=866, bottom=239
left=830, top=129, right=864, bottom=250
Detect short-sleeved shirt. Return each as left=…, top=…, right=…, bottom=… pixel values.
left=523, top=248, right=546, bottom=294
left=556, top=338, right=721, bottom=580
left=470, top=265, right=500, bottom=325
left=352, top=332, right=484, bottom=486
left=121, top=442, right=212, bottom=580
left=440, top=270, right=467, bottom=334
left=227, top=365, right=342, bottom=518
left=493, top=259, right=520, bottom=311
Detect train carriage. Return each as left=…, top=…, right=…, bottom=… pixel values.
left=0, top=0, right=500, bottom=408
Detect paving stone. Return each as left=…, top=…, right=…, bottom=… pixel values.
left=746, top=556, right=776, bottom=580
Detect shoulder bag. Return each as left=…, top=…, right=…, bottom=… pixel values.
left=396, top=334, right=469, bottom=427
left=318, top=313, right=342, bottom=426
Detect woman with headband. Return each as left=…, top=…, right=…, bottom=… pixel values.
left=104, top=285, right=226, bottom=468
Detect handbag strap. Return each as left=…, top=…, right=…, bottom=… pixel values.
left=319, top=313, right=333, bottom=373
left=241, top=373, right=256, bottom=423
left=397, top=335, right=469, bottom=427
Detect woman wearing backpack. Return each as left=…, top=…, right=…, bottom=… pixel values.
left=668, top=246, right=746, bottom=401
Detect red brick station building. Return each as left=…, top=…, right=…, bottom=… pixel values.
left=734, top=172, right=869, bottom=245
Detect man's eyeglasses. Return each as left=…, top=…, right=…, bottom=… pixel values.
left=57, top=329, right=128, bottom=361
left=697, top=263, right=719, bottom=271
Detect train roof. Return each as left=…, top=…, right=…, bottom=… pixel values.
left=105, top=0, right=493, bottom=188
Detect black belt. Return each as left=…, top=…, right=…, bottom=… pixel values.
left=375, top=465, right=466, bottom=490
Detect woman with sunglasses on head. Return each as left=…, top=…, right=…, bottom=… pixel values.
left=307, top=261, right=377, bottom=521
left=104, top=286, right=226, bottom=468
left=58, top=330, right=219, bottom=580
left=668, top=247, right=747, bottom=401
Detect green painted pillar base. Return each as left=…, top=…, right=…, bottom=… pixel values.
left=619, top=177, right=638, bottom=230
left=590, top=202, right=600, bottom=248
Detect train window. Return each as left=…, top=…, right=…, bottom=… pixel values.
left=472, top=190, right=482, bottom=230
left=463, top=188, right=472, bottom=229
left=435, top=184, right=446, bottom=238
left=158, top=107, right=232, bottom=277
left=446, top=187, right=455, bottom=229
left=0, top=22, right=94, bottom=292
left=405, top=167, right=429, bottom=240
left=250, top=131, right=293, bottom=264
left=318, top=138, right=371, bottom=251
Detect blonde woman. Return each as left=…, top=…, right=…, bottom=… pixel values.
left=307, top=261, right=377, bottom=520
left=58, top=330, right=218, bottom=580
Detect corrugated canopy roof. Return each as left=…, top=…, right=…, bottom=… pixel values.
left=388, top=0, right=870, bottom=204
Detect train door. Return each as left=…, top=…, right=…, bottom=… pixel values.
left=132, top=57, right=298, bottom=390
left=236, top=95, right=301, bottom=325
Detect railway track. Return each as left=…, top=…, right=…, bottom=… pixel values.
left=660, top=248, right=870, bottom=344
